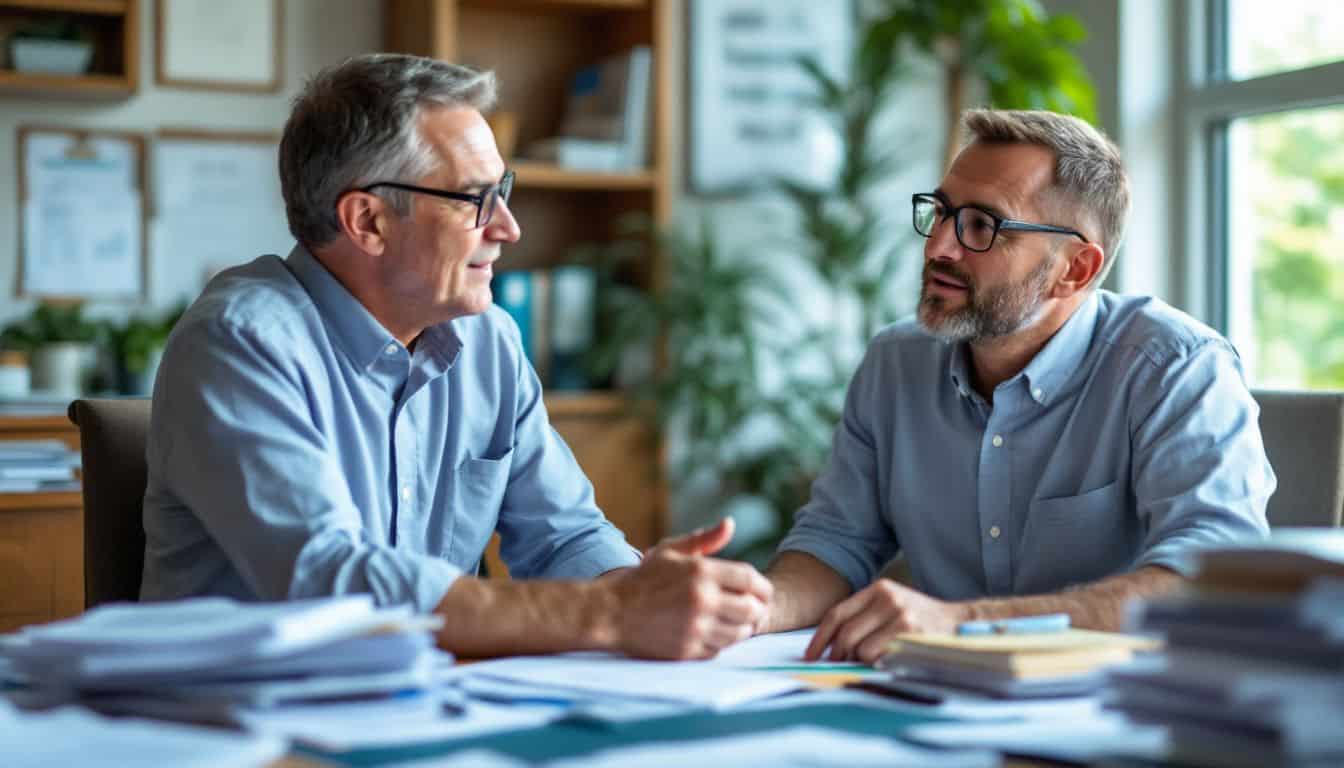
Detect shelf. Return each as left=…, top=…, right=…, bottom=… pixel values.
left=0, top=69, right=132, bottom=97
left=545, top=391, right=633, bottom=418
left=0, top=490, right=81, bottom=511
left=0, top=412, right=73, bottom=430
left=513, top=161, right=657, bottom=191
left=464, top=0, right=646, bottom=11
left=0, top=0, right=128, bottom=15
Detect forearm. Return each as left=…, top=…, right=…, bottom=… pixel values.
left=433, top=575, right=620, bottom=658
left=762, top=551, right=853, bottom=633
left=959, top=565, right=1184, bottom=631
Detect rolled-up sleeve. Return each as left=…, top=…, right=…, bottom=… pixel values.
left=154, top=318, right=461, bottom=613
left=1129, top=339, right=1274, bottom=576
left=493, top=328, right=641, bottom=580
left=778, top=346, right=898, bottom=591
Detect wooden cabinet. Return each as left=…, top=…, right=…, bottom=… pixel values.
left=387, top=0, right=672, bottom=552
left=0, top=413, right=82, bottom=633
left=0, top=0, right=139, bottom=98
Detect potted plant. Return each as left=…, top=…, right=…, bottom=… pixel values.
left=9, top=18, right=93, bottom=76
left=109, top=303, right=186, bottom=395
left=0, top=303, right=100, bottom=396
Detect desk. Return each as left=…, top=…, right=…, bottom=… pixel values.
left=0, top=413, right=82, bottom=633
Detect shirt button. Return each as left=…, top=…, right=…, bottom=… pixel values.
left=400, top=485, right=412, bottom=501
left=385, top=343, right=399, bottom=355
left=991, top=434, right=1004, bottom=447
left=1032, top=387, right=1043, bottom=399
left=989, top=525, right=1001, bottom=539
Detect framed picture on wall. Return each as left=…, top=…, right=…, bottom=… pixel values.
left=155, top=0, right=283, bottom=93
left=690, top=0, right=851, bottom=192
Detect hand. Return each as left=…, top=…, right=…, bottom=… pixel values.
left=804, top=580, right=966, bottom=665
left=611, top=518, right=772, bottom=660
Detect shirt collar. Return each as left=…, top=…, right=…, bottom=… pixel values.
left=946, top=291, right=1101, bottom=405
left=1019, top=290, right=1101, bottom=405
left=285, top=245, right=462, bottom=373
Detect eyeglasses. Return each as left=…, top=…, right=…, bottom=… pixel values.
left=358, top=170, right=515, bottom=229
left=912, top=193, right=1088, bottom=253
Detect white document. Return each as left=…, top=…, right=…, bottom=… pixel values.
left=546, top=724, right=998, bottom=768
left=21, top=131, right=143, bottom=297
left=464, top=655, right=804, bottom=708
left=701, top=627, right=865, bottom=668
left=0, top=700, right=286, bottom=768
left=153, top=136, right=294, bottom=305
left=278, top=699, right=563, bottom=753
left=906, top=714, right=1169, bottom=764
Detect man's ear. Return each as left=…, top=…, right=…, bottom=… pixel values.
left=334, top=191, right=391, bottom=256
left=1052, top=241, right=1105, bottom=298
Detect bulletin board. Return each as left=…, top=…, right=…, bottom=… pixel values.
left=16, top=126, right=148, bottom=299
left=152, top=129, right=295, bottom=305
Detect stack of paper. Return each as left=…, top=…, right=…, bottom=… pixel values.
left=0, top=596, right=445, bottom=723
left=1110, top=529, right=1344, bottom=766
left=0, top=438, right=79, bottom=492
left=877, top=629, right=1158, bottom=698
left=1, top=698, right=286, bottom=768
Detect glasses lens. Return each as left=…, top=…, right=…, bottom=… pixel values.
left=957, top=207, right=998, bottom=251
left=477, top=172, right=514, bottom=228
left=913, top=197, right=939, bottom=237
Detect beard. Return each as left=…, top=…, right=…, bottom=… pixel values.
left=917, top=253, right=1057, bottom=343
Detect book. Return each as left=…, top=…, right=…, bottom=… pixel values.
left=549, top=265, right=596, bottom=391
left=1192, top=527, right=1344, bottom=594
left=492, top=269, right=551, bottom=384
left=881, top=629, right=1158, bottom=679
left=553, top=46, right=653, bottom=171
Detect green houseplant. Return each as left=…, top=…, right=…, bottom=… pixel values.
left=0, top=303, right=100, bottom=396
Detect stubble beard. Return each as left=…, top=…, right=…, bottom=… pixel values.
left=917, top=255, right=1057, bottom=344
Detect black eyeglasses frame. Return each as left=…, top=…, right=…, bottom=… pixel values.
left=358, top=170, right=516, bottom=229
left=911, top=192, right=1089, bottom=253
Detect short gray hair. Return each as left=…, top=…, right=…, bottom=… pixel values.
left=279, top=53, right=497, bottom=248
left=962, top=109, right=1130, bottom=286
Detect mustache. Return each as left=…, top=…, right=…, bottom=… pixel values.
left=923, top=262, right=973, bottom=287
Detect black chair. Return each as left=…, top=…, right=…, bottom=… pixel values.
left=68, top=397, right=151, bottom=608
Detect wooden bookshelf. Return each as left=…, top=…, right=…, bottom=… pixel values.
left=387, top=0, right=672, bottom=551
left=0, top=0, right=139, bottom=98
left=514, top=161, right=658, bottom=191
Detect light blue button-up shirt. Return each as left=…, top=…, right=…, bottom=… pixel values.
left=141, top=246, right=640, bottom=611
left=779, top=291, right=1274, bottom=599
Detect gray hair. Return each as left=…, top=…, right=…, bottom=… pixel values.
left=961, top=109, right=1130, bottom=286
left=279, top=53, right=497, bottom=248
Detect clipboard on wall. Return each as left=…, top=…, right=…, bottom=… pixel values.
left=16, top=126, right=148, bottom=300
left=152, top=128, right=294, bottom=305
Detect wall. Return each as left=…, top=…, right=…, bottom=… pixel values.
left=0, top=0, right=382, bottom=326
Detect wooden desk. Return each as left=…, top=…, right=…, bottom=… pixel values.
left=0, top=413, right=83, bottom=632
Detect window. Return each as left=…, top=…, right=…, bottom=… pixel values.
left=1201, top=1, right=1344, bottom=389
left=1226, top=1, right=1344, bottom=80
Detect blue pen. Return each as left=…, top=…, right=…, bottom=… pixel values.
left=956, top=612, right=1071, bottom=635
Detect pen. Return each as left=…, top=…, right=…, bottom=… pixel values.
left=956, top=612, right=1070, bottom=635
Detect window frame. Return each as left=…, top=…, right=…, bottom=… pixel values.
left=1180, top=0, right=1344, bottom=339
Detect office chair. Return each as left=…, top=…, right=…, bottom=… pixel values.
left=1253, top=389, right=1344, bottom=528
left=68, top=397, right=152, bottom=608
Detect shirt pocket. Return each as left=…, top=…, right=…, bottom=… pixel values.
left=1018, top=480, right=1137, bottom=593
left=444, top=449, right=514, bottom=566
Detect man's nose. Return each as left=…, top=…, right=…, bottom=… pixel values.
left=485, top=199, right=521, bottom=243
left=925, top=214, right=962, bottom=263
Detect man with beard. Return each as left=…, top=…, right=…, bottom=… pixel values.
left=141, top=54, right=771, bottom=660
left=756, top=109, right=1273, bottom=663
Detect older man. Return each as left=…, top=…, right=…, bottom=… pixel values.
left=761, top=109, right=1273, bottom=663
left=140, top=54, right=770, bottom=660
